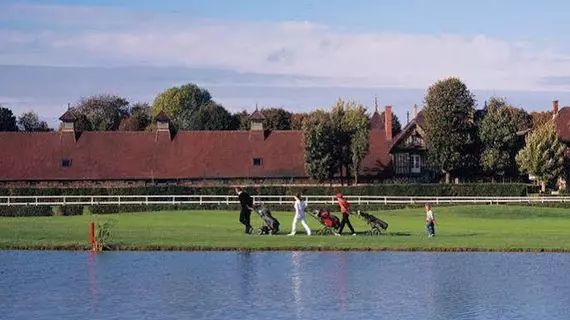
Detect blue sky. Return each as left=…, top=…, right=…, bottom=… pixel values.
left=1, top=0, right=570, bottom=127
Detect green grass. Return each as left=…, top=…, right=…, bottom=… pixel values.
left=2, top=205, right=570, bottom=252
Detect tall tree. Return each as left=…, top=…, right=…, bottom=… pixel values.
left=18, top=111, right=50, bottom=131
left=152, top=83, right=212, bottom=128
left=343, top=103, right=370, bottom=185
left=72, top=94, right=130, bottom=131
left=181, top=102, right=236, bottom=130
left=516, top=122, right=566, bottom=192
left=479, top=97, right=520, bottom=179
left=0, top=106, right=18, bottom=132
left=260, top=107, right=292, bottom=130
left=423, top=77, right=476, bottom=183
left=302, top=111, right=336, bottom=182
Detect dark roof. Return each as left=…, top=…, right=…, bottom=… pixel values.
left=0, top=129, right=391, bottom=181
left=370, top=110, right=383, bottom=130
left=389, top=111, right=425, bottom=151
left=155, top=111, right=171, bottom=123
left=249, top=108, right=265, bottom=120
left=58, top=110, right=77, bottom=122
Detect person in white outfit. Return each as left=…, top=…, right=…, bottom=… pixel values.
left=288, top=193, right=311, bottom=236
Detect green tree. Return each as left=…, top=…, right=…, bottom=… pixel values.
left=17, top=111, right=50, bottom=131
left=181, top=102, right=236, bottom=130
left=260, top=107, right=292, bottom=130
left=72, top=94, right=130, bottom=131
left=0, top=106, right=18, bottom=131
left=479, top=97, right=532, bottom=179
left=343, top=103, right=370, bottom=185
left=130, top=102, right=152, bottom=130
left=516, top=122, right=566, bottom=192
left=232, top=110, right=251, bottom=130
left=423, top=77, right=476, bottom=183
left=152, top=83, right=212, bottom=128
left=302, top=111, right=336, bottom=182
left=291, top=113, right=308, bottom=130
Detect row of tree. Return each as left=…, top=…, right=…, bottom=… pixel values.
left=422, top=78, right=566, bottom=190
left=0, top=83, right=403, bottom=133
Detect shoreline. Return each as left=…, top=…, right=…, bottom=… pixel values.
left=2, top=244, right=570, bottom=253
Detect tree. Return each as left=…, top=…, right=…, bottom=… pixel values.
left=530, top=111, right=553, bottom=129
left=0, top=106, right=18, bottom=131
left=423, top=77, right=476, bottom=183
left=72, top=94, right=130, bottom=131
left=479, top=97, right=517, bottom=178
left=260, top=107, right=292, bottom=130
left=181, top=102, right=236, bottom=130
left=516, top=122, right=566, bottom=192
left=230, top=110, right=249, bottom=130
left=343, top=103, right=370, bottom=185
left=130, top=102, right=152, bottom=130
left=152, top=83, right=213, bottom=128
left=302, top=111, right=336, bottom=182
left=291, top=113, right=308, bottom=130
left=17, top=111, right=49, bottom=131
left=118, top=117, right=141, bottom=131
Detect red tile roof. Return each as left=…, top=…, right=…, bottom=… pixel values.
left=249, top=108, right=265, bottom=120
left=58, top=110, right=77, bottom=122
left=155, top=111, right=171, bottom=122
left=0, top=129, right=392, bottom=181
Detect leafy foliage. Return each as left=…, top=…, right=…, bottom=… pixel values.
left=260, top=107, right=292, bottom=130
left=181, top=102, right=236, bottom=130
left=479, top=97, right=531, bottom=177
left=0, top=106, right=17, bottom=132
left=302, top=110, right=335, bottom=182
left=18, top=111, right=50, bottom=131
left=152, top=83, right=212, bottom=128
left=423, top=77, right=476, bottom=182
left=516, top=122, right=566, bottom=191
left=72, top=94, right=130, bottom=131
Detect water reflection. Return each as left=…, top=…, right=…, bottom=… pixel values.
left=2, top=251, right=570, bottom=320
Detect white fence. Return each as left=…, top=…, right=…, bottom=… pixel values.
left=1, top=195, right=570, bottom=206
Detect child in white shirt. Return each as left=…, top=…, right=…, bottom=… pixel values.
left=425, top=203, right=436, bottom=237
left=288, top=193, right=311, bottom=236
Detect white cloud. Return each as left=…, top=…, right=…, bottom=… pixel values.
left=2, top=4, right=570, bottom=91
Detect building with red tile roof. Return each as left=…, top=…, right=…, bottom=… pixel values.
left=0, top=106, right=394, bottom=187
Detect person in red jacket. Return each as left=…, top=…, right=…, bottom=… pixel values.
left=336, top=193, right=356, bottom=236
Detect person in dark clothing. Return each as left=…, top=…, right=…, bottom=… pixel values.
left=336, top=193, right=356, bottom=236
left=235, top=187, right=254, bottom=234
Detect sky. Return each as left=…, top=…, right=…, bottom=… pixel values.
left=2, top=0, right=570, bottom=127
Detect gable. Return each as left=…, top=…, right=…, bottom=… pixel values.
left=390, top=122, right=426, bottom=152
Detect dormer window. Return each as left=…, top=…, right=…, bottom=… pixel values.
left=61, top=159, right=72, bottom=167
left=253, top=158, right=263, bottom=166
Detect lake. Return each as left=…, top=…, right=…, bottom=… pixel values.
left=1, top=251, right=570, bottom=320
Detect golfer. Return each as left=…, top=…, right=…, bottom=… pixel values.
left=336, top=193, right=356, bottom=236
left=288, top=193, right=311, bottom=236
left=425, top=203, right=436, bottom=237
left=235, top=187, right=253, bottom=234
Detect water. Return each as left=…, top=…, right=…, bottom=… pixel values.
left=1, top=251, right=570, bottom=320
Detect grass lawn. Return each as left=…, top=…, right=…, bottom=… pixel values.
left=1, top=205, right=570, bottom=252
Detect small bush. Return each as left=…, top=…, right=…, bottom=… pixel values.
left=0, top=205, right=53, bottom=217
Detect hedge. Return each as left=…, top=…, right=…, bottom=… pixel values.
left=0, top=183, right=536, bottom=197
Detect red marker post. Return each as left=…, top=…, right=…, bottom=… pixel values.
left=89, top=222, right=95, bottom=251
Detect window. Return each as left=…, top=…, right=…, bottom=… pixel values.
left=61, top=159, right=72, bottom=167
left=412, top=136, right=422, bottom=146
left=411, top=154, right=421, bottom=174
left=253, top=158, right=263, bottom=166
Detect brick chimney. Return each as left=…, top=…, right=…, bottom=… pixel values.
left=385, top=105, right=392, bottom=141
left=553, top=100, right=559, bottom=118
left=413, top=104, right=418, bottom=119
